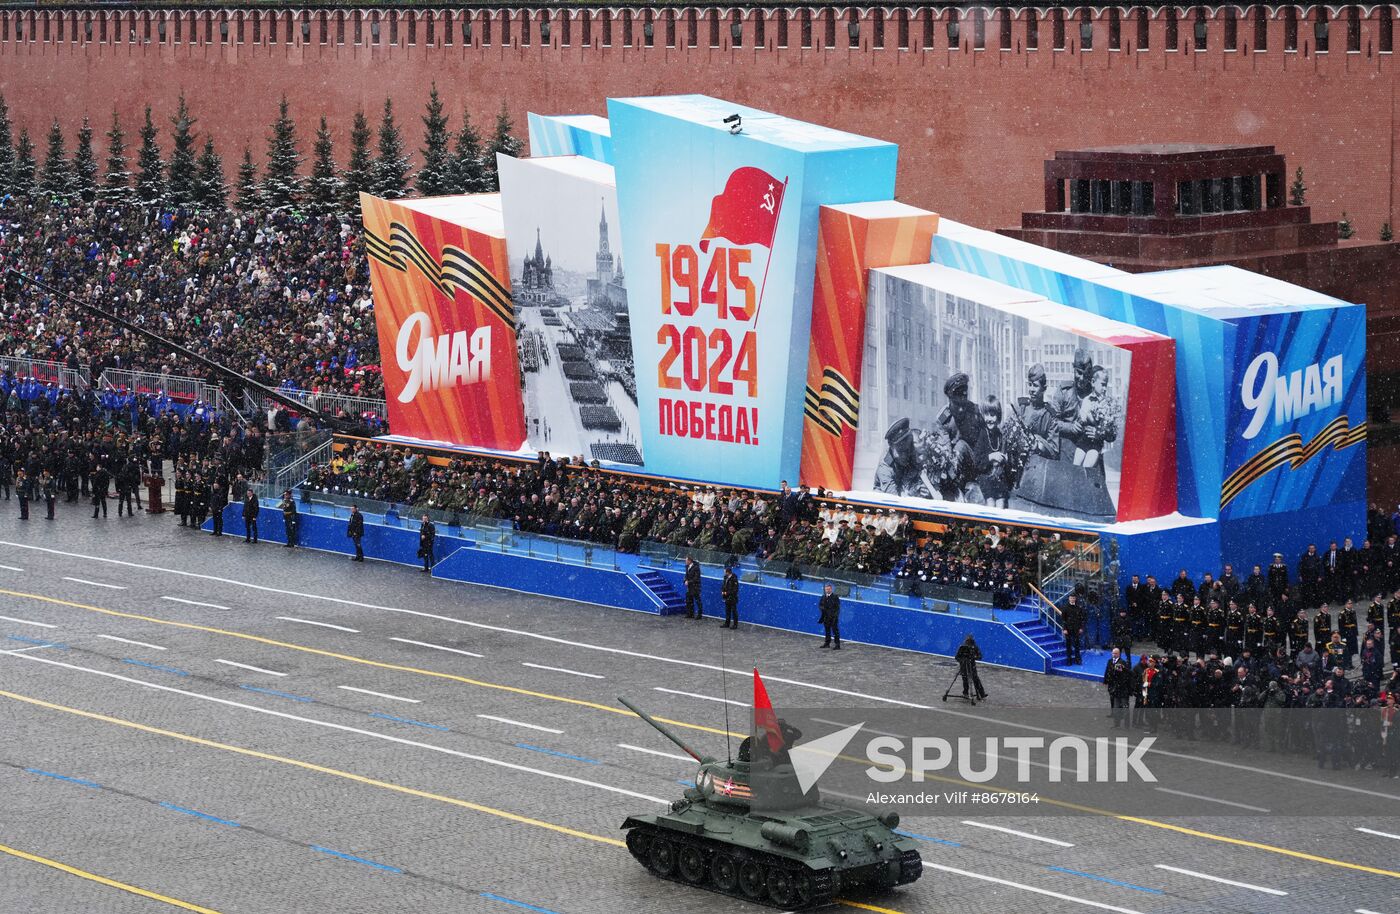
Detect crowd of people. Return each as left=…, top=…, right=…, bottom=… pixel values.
left=301, top=439, right=1049, bottom=590
left=0, top=369, right=265, bottom=523
left=0, top=198, right=380, bottom=400
left=1102, top=518, right=1400, bottom=763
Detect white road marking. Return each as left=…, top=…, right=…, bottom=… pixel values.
left=162, top=597, right=230, bottom=610
left=0, top=544, right=929, bottom=708
left=215, top=659, right=287, bottom=677
left=1357, top=909, right=1389, bottom=914
left=13, top=540, right=1399, bottom=801
left=3, top=651, right=670, bottom=805
left=960, top=820, right=1074, bottom=847
left=277, top=616, right=360, bottom=633
left=62, top=577, right=126, bottom=590
left=521, top=662, right=603, bottom=680
left=97, top=634, right=167, bottom=652
left=478, top=715, right=563, bottom=734
left=1153, top=865, right=1287, bottom=896
left=0, top=615, right=56, bottom=629
left=1, top=644, right=59, bottom=655
left=617, top=743, right=694, bottom=763
left=926, top=862, right=1144, bottom=914
left=654, top=687, right=748, bottom=707
left=1154, top=787, right=1270, bottom=813
left=813, top=717, right=905, bottom=739
left=1354, top=827, right=1400, bottom=841
left=389, top=638, right=483, bottom=658
left=339, top=685, right=421, bottom=705
left=0, top=564, right=24, bottom=572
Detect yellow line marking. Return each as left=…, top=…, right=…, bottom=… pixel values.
left=0, top=840, right=224, bottom=913
left=0, top=689, right=894, bottom=912
left=835, top=900, right=909, bottom=914
left=0, top=688, right=625, bottom=849
left=0, top=588, right=731, bottom=738
left=5, top=587, right=1398, bottom=881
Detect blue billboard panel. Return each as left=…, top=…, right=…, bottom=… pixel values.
left=526, top=113, right=613, bottom=164
left=608, top=94, right=897, bottom=487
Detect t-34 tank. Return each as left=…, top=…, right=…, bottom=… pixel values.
left=618, top=696, right=921, bottom=910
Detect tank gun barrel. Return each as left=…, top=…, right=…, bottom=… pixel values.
left=618, top=696, right=707, bottom=762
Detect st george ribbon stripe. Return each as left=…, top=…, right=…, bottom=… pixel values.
left=1221, top=416, right=1366, bottom=506
left=806, top=367, right=861, bottom=437
left=365, top=223, right=515, bottom=327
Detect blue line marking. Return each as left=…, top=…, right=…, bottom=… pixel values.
left=310, top=845, right=402, bottom=874
left=158, top=802, right=241, bottom=828
left=514, top=743, right=600, bottom=765
left=25, top=768, right=100, bottom=789
left=7, top=635, right=66, bottom=649
left=1048, top=866, right=1163, bottom=894
left=238, top=684, right=314, bottom=703
left=370, top=712, right=449, bottom=732
left=480, top=892, right=564, bottom=914
left=122, top=658, right=189, bottom=677
left=894, top=829, right=961, bottom=847
left=677, top=779, right=696, bottom=788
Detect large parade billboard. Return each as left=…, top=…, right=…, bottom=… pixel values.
left=850, top=264, right=1175, bottom=523
left=361, top=193, right=526, bottom=449
left=607, top=95, right=898, bottom=488
left=497, top=155, right=643, bottom=464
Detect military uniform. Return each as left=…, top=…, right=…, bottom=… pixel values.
left=1156, top=595, right=1175, bottom=653
left=1313, top=607, right=1333, bottom=649
left=1225, top=607, right=1245, bottom=657
left=1338, top=604, right=1359, bottom=668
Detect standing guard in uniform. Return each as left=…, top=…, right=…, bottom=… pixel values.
left=15, top=468, right=29, bottom=520
left=280, top=489, right=299, bottom=548
left=208, top=476, right=228, bottom=537
left=347, top=505, right=365, bottom=562
left=1243, top=603, right=1265, bottom=655
left=175, top=469, right=190, bottom=527
left=1314, top=603, right=1334, bottom=652
left=418, top=514, right=436, bottom=572
left=1225, top=600, right=1245, bottom=658
left=40, top=469, right=57, bottom=520
left=243, top=489, right=260, bottom=543
left=1290, top=608, right=1312, bottom=657
left=1156, top=591, right=1175, bottom=653
left=1205, top=598, right=1225, bottom=656
left=720, top=565, right=740, bottom=629
left=1172, top=595, right=1191, bottom=654
left=1338, top=599, right=1359, bottom=669
left=1188, top=596, right=1208, bottom=658
left=90, top=464, right=110, bottom=519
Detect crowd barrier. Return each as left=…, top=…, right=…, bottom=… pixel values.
left=215, top=499, right=1053, bottom=673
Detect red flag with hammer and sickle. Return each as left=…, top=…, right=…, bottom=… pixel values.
left=699, top=167, right=787, bottom=253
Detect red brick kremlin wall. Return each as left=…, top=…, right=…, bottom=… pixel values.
left=1, top=4, right=1397, bottom=241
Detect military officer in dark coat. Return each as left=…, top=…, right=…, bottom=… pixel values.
left=347, top=505, right=365, bottom=562
left=684, top=556, right=704, bottom=619
left=721, top=566, right=740, bottom=629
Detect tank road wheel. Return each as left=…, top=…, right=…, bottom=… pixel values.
left=791, top=870, right=814, bottom=906
left=625, top=828, right=651, bottom=863
left=711, top=855, right=739, bottom=893
left=738, top=861, right=766, bottom=900
left=677, top=844, right=707, bottom=883
left=767, top=868, right=796, bottom=907
left=647, top=838, right=677, bottom=877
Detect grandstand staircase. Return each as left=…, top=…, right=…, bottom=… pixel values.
left=631, top=570, right=687, bottom=616
left=1012, top=617, right=1069, bottom=668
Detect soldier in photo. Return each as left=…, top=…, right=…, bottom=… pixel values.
left=935, top=373, right=987, bottom=502
left=873, top=418, right=927, bottom=498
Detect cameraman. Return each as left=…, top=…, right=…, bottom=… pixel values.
left=955, top=635, right=987, bottom=701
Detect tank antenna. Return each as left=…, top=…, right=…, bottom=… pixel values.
left=720, top=621, right=733, bottom=763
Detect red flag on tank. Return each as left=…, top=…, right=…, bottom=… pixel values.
left=752, top=668, right=784, bottom=753
left=699, top=167, right=787, bottom=253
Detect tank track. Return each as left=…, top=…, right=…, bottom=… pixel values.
left=624, top=823, right=841, bottom=909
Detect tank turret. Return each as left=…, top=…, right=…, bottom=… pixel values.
left=617, top=689, right=922, bottom=910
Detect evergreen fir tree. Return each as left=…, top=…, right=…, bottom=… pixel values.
left=1289, top=166, right=1307, bottom=207
left=135, top=105, right=166, bottom=205
left=235, top=147, right=260, bottom=212
left=416, top=84, right=453, bottom=198
left=12, top=129, right=36, bottom=198
left=0, top=95, right=14, bottom=195
left=194, top=136, right=226, bottom=210
left=342, top=109, right=374, bottom=210
left=101, top=109, right=133, bottom=203
left=483, top=101, right=522, bottom=192
left=72, top=117, right=98, bottom=202
left=1383, top=222, right=1394, bottom=242
left=371, top=98, right=412, bottom=199
left=450, top=105, right=485, bottom=194
left=260, top=96, right=302, bottom=209
left=166, top=93, right=199, bottom=206
left=1338, top=211, right=1354, bottom=240
left=308, top=117, right=342, bottom=213
left=40, top=120, right=73, bottom=200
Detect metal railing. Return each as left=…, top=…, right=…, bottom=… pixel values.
left=98, top=367, right=223, bottom=404
left=0, top=355, right=90, bottom=390
left=246, top=389, right=389, bottom=424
